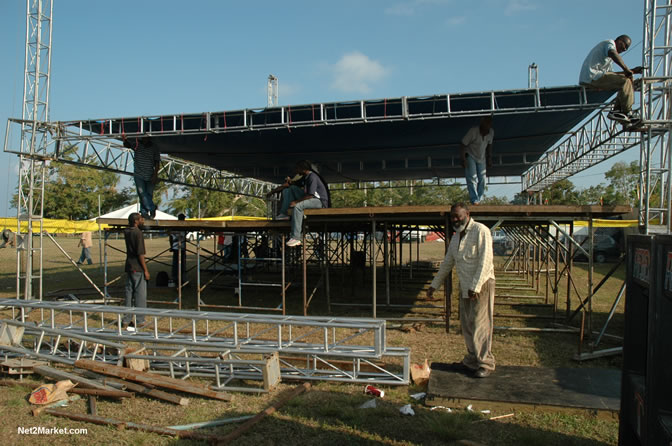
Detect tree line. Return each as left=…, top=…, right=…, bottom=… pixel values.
left=14, top=147, right=640, bottom=219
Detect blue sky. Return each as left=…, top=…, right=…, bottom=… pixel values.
left=0, top=0, right=644, bottom=215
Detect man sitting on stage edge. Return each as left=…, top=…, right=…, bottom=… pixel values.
left=266, top=172, right=306, bottom=221
left=286, top=160, right=330, bottom=247
left=427, top=203, right=496, bottom=378
left=579, top=34, right=643, bottom=124
left=123, top=212, right=149, bottom=332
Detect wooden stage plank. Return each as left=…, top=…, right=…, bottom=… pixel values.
left=97, top=205, right=631, bottom=230
left=426, top=364, right=620, bottom=418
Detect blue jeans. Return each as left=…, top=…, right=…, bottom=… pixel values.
left=78, top=247, right=92, bottom=264
left=124, top=271, right=146, bottom=324
left=465, top=156, right=486, bottom=204
left=279, top=185, right=305, bottom=216
left=290, top=198, right=323, bottom=240
left=134, top=176, right=156, bottom=218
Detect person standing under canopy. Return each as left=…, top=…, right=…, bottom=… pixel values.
left=460, top=116, right=494, bottom=205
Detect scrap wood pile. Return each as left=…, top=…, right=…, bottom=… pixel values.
left=0, top=356, right=311, bottom=445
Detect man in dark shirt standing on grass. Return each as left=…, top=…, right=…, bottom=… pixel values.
left=123, top=212, right=149, bottom=331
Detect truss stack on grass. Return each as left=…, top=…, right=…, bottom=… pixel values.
left=0, top=299, right=410, bottom=387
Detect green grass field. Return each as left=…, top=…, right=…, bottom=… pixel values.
left=0, top=236, right=625, bottom=445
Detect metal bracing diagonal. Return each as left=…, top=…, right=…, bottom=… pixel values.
left=4, top=119, right=276, bottom=198
left=522, top=108, right=642, bottom=192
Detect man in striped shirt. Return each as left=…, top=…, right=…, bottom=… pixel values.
left=124, top=136, right=160, bottom=219
left=427, top=203, right=496, bottom=378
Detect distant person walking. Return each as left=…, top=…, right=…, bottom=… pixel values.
left=427, top=203, right=496, bottom=378
left=123, top=136, right=160, bottom=219
left=579, top=34, right=643, bottom=124
left=460, top=116, right=494, bottom=205
left=0, top=229, right=23, bottom=249
left=76, top=231, right=93, bottom=265
left=286, top=160, right=330, bottom=247
left=123, top=212, right=149, bottom=331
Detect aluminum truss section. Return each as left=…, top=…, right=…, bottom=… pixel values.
left=522, top=107, right=642, bottom=192
left=640, top=0, right=672, bottom=232
left=0, top=318, right=409, bottom=387
left=57, top=85, right=609, bottom=138
left=3, top=119, right=276, bottom=198
left=14, top=0, right=54, bottom=301
left=2, top=299, right=388, bottom=358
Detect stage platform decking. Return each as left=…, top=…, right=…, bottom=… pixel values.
left=97, top=205, right=632, bottom=231
left=426, top=364, right=620, bottom=418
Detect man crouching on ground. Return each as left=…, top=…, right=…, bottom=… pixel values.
left=427, top=203, right=496, bottom=378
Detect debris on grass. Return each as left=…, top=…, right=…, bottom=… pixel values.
left=358, top=399, right=377, bottom=409
left=29, top=379, right=76, bottom=405
left=364, top=384, right=384, bottom=397
left=430, top=405, right=452, bottom=412
left=410, top=392, right=426, bottom=400
left=399, top=404, right=415, bottom=416
left=410, top=359, right=431, bottom=386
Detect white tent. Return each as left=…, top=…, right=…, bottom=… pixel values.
left=98, top=204, right=177, bottom=220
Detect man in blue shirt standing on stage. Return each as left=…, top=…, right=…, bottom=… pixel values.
left=123, top=136, right=160, bottom=219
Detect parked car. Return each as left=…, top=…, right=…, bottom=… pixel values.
left=491, top=230, right=513, bottom=256
left=572, top=234, right=622, bottom=263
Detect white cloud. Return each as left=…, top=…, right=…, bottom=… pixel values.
left=330, top=52, right=389, bottom=94
left=446, top=16, right=466, bottom=26
left=278, top=82, right=300, bottom=101
left=385, top=0, right=452, bottom=16
left=505, top=0, right=537, bottom=16
left=385, top=3, right=415, bottom=16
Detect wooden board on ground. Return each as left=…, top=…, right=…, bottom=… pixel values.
left=0, top=359, right=47, bottom=376
left=426, top=364, right=620, bottom=419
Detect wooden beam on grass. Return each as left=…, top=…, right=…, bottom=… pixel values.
left=74, top=359, right=232, bottom=402
left=214, top=382, right=311, bottom=445
left=34, top=365, right=113, bottom=391
left=44, top=409, right=216, bottom=442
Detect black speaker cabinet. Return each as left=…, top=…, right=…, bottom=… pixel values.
left=619, top=235, right=654, bottom=445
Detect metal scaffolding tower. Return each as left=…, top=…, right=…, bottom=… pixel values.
left=15, top=0, right=53, bottom=300
left=525, top=1, right=672, bottom=234
left=640, top=0, right=672, bottom=232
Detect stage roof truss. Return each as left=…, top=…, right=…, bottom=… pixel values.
left=4, top=118, right=276, bottom=198
left=522, top=105, right=643, bottom=192
left=60, top=86, right=605, bottom=139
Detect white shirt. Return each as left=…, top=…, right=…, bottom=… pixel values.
left=430, top=218, right=495, bottom=298
left=461, top=127, right=494, bottom=164
left=579, top=40, right=617, bottom=84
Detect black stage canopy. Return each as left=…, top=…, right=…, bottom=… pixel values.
left=67, top=86, right=613, bottom=184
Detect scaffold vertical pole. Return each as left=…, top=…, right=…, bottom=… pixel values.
left=16, top=0, right=54, bottom=300
left=640, top=0, right=672, bottom=233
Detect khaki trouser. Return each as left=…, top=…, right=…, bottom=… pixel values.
left=460, top=278, right=496, bottom=371
left=588, top=72, right=634, bottom=114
